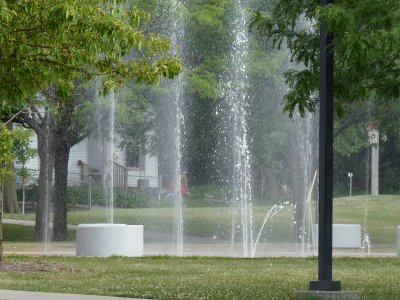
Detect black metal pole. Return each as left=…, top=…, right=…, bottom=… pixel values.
left=309, top=0, right=341, bottom=291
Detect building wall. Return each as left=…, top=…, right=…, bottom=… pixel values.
left=126, top=154, right=158, bottom=188
left=19, top=136, right=39, bottom=171
left=18, top=135, right=159, bottom=188
left=68, top=139, right=88, bottom=185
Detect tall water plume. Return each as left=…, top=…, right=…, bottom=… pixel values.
left=166, top=0, right=185, bottom=256
left=294, top=112, right=318, bottom=254
left=218, top=0, right=253, bottom=257
left=107, top=90, right=115, bottom=224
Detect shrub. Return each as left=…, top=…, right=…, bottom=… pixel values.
left=114, top=190, right=159, bottom=208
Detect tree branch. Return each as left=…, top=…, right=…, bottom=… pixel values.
left=4, top=106, right=28, bottom=126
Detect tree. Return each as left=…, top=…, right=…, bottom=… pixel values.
left=51, top=85, right=95, bottom=241
left=0, top=0, right=181, bottom=103
left=16, top=100, right=56, bottom=241
left=0, top=125, right=36, bottom=215
left=249, top=0, right=400, bottom=240
left=2, top=124, right=20, bottom=214
left=332, top=99, right=400, bottom=195
left=1, top=0, right=182, bottom=241
left=0, top=124, right=14, bottom=260
left=0, top=122, right=32, bottom=259
left=12, top=126, right=37, bottom=214
left=250, top=0, right=400, bottom=117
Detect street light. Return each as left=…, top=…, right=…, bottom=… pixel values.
left=348, top=172, right=353, bottom=197
left=309, top=0, right=341, bottom=292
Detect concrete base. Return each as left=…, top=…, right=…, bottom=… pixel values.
left=295, top=291, right=360, bottom=300
left=397, top=226, right=400, bottom=257
left=313, top=224, right=361, bottom=248
left=309, top=280, right=341, bottom=291
left=76, top=224, right=143, bottom=257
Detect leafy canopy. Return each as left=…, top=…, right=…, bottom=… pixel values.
left=250, top=0, right=400, bottom=117
left=0, top=0, right=183, bottom=168
left=0, top=0, right=182, bottom=105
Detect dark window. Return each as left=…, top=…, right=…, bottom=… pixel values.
left=126, top=145, right=141, bottom=168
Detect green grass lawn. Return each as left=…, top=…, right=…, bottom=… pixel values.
left=334, top=195, right=400, bottom=245
left=5, top=206, right=295, bottom=243
left=2, top=196, right=400, bottom=299
left=0, top=256, right=398, bottom=300
left=2, top=224, right=36, bottom=242
left=2, top=224, right=76, bottom=242
left=5, top=194, right=400, bottom=246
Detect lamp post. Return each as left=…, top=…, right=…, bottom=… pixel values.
left=309, top=0, right=341, bottom=292
left=348, top=172, right=353, bottom=197
left=367, top=122, right=379, bottom=196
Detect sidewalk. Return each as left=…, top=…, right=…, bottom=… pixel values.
left=0, top=290, right=150, bottom=300
left=3, top=218, right=77, bottom=229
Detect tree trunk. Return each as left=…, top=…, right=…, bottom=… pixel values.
left=3, top=123, right=20, bottom=214
left=34, top=133, right=55, bottom=241
left=52, top=146, right=70, bottom=241
left=3, top=162, right=21, bottom=213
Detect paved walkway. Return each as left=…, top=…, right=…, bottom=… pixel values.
left=0, top=290, right=149, bottom=300
left=3, top=219, right=77, bottom=229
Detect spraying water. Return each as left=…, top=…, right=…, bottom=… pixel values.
left=219, top=0, right=253, bottom=257
left=251, top=204, right=285, bottom=257
left=169, top=0, right=185, bottom=256
left=44, top=109, right=51, bottom=253
left=296, top=112, right=318, bottom=254
left=108, top=89, right=115, bottom=224
left=362, top=146, right=371, bottom=255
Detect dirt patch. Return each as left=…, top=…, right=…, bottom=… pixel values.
left=0, top=260, right=80, bottom=273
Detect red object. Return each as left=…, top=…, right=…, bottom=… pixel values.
left=180, top=185, right=188, bottom=197
left=180, top=175, right=189, bottom=197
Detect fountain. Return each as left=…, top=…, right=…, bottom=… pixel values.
left=8, top=0, right=396, bottom=260
left=76, top=91, right=143, bottom=257
left=135, top=0, right=321, bottom=258
left=217, top=0, right=254, bottom=257
left=295, top=113, right=318, bottom=255
left=72, top=0, right=318, bottom=258
left=251, top=204, right=285, bottom=257
left=170, top=0, right=185, bottom=257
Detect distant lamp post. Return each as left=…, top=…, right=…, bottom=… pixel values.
left=348, top=172, right=353, bottom=197
left=367, top=121, right=379, bottom=196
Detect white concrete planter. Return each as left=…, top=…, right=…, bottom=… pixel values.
left=397, top=226, right=400, bottom=257
left=76, top=224, right=143, bottom=257
left=312, top=224, right=361, bottom=248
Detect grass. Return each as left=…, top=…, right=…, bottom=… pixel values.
left=4, top=194, right=400, bottom=247
left=334, top=195, right=400, bottom=245
left=5, top=206, right=295, bottom=243
left=3, top=224, right=76, bottom=242
left=1, top=195, right=400, bottom=299
left=0, top=256, right=399, bottom=299
left=3, top=224, right=36, bottom=242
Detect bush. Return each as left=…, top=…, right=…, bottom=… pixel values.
left=66, top=186, right=160, bottom=209
left=16, top=184, right=39, bottom=212
left=114, top=190, right=159, bottom=208
left=19, top=184, right=162, bottom=210
left=67, top=185, right=106, bottom=209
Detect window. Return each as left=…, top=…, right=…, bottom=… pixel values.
left=126, top=145, right=142, bottom=169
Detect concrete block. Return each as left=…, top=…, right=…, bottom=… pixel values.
left=397, top=226, right=400, bottom=257
left=76, top=224, right=143, bottom=257
left=313, top=224, right=361, bottom=248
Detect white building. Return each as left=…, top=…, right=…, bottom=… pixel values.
left=21, top=135, right=159, bottom=189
